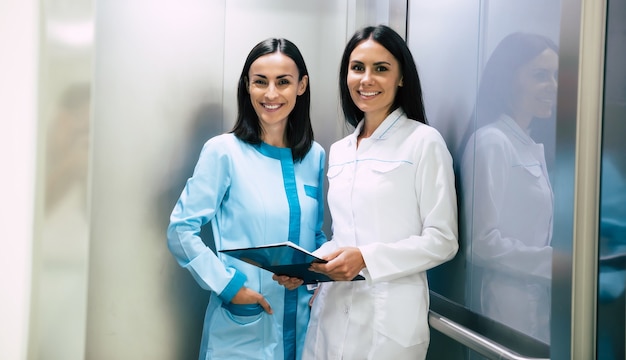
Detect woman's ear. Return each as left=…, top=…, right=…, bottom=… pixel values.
left=297, top=75, right=309, bottom=96
left=398, top=77, right=404, bottom=87
left=244, top=76, right=250, bottom=93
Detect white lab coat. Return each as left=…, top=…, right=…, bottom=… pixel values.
left=303, top=109, right=458, bottom=360
left=461, top=115, right=553, bottom=342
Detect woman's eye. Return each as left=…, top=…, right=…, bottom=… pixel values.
left=277, top=79, right=290, bottom=86
left=350, top=64, right=364, bottom=72
left=376, top=66, right=388, bottom=72
left=253, top=79, right=267, bottom=86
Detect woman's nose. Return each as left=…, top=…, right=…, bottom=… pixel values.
left=265, top=83, right=278, bottom=99
left=361, top=69, right=373, bottom=85
left=547, top=75, right=558, bottom=93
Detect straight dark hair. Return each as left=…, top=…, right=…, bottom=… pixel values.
left=339, top=25, right=427, bottom=127
left=476, top=32, right=558, bottom=128
left=231, top=38, right=313, bottom=162
left=456, top=32, right=559, bottom=159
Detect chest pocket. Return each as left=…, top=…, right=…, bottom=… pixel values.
left=365, top=160, right=413, bottom=191
left=327, top=164, right=346, bottom=179
left=517, top=163, right=543, bottom=178
left=369, top=161, right=408, bottom=174
left=513, top=163, right=550, bottom=193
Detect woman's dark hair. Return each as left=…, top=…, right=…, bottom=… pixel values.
left=457, top=32, right=559, bottom=158
left=231, top=38, right=313, bottom=162
left=476, top=32, right=558, bottom=128
left=339, top=25, right=427, bottom=127
left=457, top=32, right=559, bottom=165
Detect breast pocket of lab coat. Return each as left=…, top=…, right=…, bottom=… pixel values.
left=365, top=160, right=414, bottom=202
left=327, top=164, right=351, bottom=198
left=510, top=163, right=552, bottom=215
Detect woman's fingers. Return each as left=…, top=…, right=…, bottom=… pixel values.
left=257, top=295, right=273, bottom=314
left=272, top=274, right=304, bottom=290
left=231, top=287, right=273, bottom=314
left=309, top=247, right=365, bottom=281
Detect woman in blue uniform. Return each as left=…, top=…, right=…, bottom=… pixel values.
left=167, top=38, right=326, bottom=360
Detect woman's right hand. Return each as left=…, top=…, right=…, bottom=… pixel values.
left=272, top=274, right=304, bottom=290
left=231, top=287, right=273, bottom=314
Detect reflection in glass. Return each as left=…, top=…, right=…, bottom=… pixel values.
left=597, top=0, right=626, bottom=358
left=459, top=32, right=558, bottom=343
left=37, top=83, right=91, bottom=359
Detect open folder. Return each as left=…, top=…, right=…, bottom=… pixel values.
left=219, top=241, right=365, bottom=284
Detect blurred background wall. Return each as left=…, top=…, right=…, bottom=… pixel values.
left=1, top=1, right=402, bottom=359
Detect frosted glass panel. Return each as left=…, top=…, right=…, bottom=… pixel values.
left=30, top=0, right=93, bottom=358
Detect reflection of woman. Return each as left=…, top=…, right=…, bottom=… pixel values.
left=39, top=83, right=91, bottom=359
left=459, top=32, right=558, bottom=342
left=167, top=38, right=326, bottom=359
left=303, top=25, right=458, bottom=359
left=45, top=84, right=91, bottom=213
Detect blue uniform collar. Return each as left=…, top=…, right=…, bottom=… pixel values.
left=254, top=142, right=293, bottom=160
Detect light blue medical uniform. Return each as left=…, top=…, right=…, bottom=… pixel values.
left=168, top=133, right=326, bottom=360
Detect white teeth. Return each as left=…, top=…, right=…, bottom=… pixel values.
left=360, top=91, right=378, bottom=96
left=264, top=104, right=280, bottom=110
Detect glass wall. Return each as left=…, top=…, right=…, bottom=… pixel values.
left=597, top=0, right=626, bottom=358
left=29, top=0, right=93, bottom=358
left=407, top=1, right=565, bottom=358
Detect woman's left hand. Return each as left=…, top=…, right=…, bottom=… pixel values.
left=309, top=247, right=365, bottom=281
left=272, top=274, right=304, bottom=290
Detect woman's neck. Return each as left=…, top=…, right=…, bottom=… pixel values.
left=260, top=123, right=288, bottom=147
left=360, top=113, right=387, bottom=139
left=506, top=110, right=533, bottom=131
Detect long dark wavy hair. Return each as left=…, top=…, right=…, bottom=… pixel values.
left=231, top=38, right=313, bottom=162
left=457, top=32, right=558, bottom=159
left=339, top=25, right=427, bottom=127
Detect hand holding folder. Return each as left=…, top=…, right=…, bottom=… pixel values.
left=220, top=241, right=365, bottom=284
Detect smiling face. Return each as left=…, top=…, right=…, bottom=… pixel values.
left=347, top=39, right=403, bottom=124
left=510, top=48, right=559, bottom=125
left=247, top=52, right=308, bottom=142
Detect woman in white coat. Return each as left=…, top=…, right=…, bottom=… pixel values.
left=458, top=32, right=558, bottom=343
left=302, top=25, right=458, bottom=360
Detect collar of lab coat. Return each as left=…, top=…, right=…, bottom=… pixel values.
left=497, top=114, right=536, bottom=146
left=348, top=107, right=406, bottom=146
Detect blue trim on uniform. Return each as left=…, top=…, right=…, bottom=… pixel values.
left=377, top=110, right=404, bottom=138
left=304, top=185, right=318, bottom=198
left=254, top=141, right=301, bottom=359
left=218, top=270, right=247, bottom=303
left=256, top=142, right=286, bottom=160
left=221, top=302, right=264, bottom=316
left=281, top=148, right=300, bottom=360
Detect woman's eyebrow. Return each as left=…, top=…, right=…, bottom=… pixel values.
left=349, top=60, right=392, bottom=66
left=250, top=74, right=295, bottom=79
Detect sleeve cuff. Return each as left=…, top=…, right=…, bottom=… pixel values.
left=218, top=270, right=247, bottom=303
